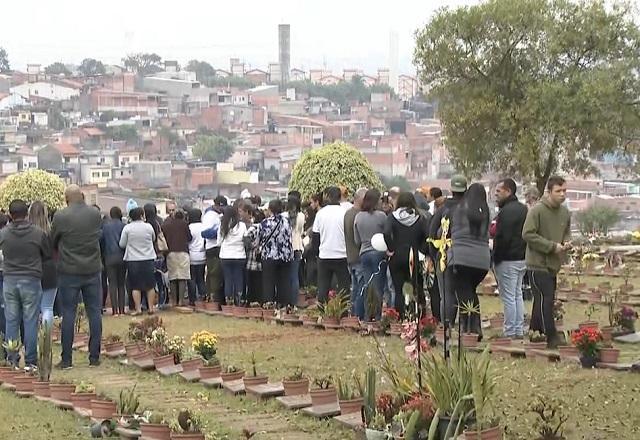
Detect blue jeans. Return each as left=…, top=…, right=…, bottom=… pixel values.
left=59, top=272, right=103, bottom=364
left=221, top=259, right=246, bottom=305
left=3, top=275, right=42, bottom=366
left=348, top=262, right=364, bottom=318
left=495, top=260, right=526, bottom=337
left=41, top=288, right=57, bottom=327
left=360, top=251, right=387, bottom=321
left=289, top=251, right=302, bottom=306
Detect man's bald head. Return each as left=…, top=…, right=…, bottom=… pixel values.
left=65, top=184, right=84, bottom=204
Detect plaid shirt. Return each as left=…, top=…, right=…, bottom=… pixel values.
left=245, top=223, right=262, bottom=271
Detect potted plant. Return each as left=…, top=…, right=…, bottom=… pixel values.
left=179, top=351, right=204, bottom=377
left=104, top=334, right=124, bottom=354
left=2, top=338, right=21, bottom=369
left=619, top=266, right=634, bottom=293
left=337, top=376, right=363, bottom=414
left=614, top=306, right=638, bottom=335
left=488, top=313, right=503, bottom=330
left=381, top=308, right=401, bottom=334
left=557, top=331, right=580, bottom=360
left=599, top=342, right=620, bottom=364
left=246, top=302, right=264, bottom=319
left=310, top=375, right=337, bottom=406
left=220, top=365, right=245, bottom=382
left=301, top=306, right=320, bottom=326
left=282, top=366, right=309, bottom=396
left=34, top=322, right=53, bottom=397
left=191, top=331, right=221, bottom=380
left=579, top=304, right=600, bottom=331
left=571, top=327, right=603, bottom=368
left=462, top=348, right=501, bottom=440
left=49, top=379, right=76, bottom=403
left=12, top=369, right=36, bottom=393
left=243, top=352, right=268, bottom=388
left=170, top=409, right=206, bottom=440
left=524, top=331, right=547, bottom=358
left=232, top=303, right=248, bottom=318
left=91, top=393, right=117, bottom=419
left=318, top=290, right=350, bottom=329
left=398, top=393, right=435, bottom=438
left=70, top=382, right=96, bottom=410
left=220, top=302, right=234, bottom=316
left=116, top=385, right=141, bottom=418
left=140, top=412, right=171, bottom=440
left=459, top=301, right=480, bottom=347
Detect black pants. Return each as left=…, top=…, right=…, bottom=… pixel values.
left=317, top=258, right=350, bottom=303
left=188, top=264, right=206, bottom=304
left=262, top=259, right=292, bottom=306
left=529, top=270, right=557, bottom=343
left=444, top=265, right=486, bottom=334
left=246, top=270, right=262, bottom=304
left=101, top=269, right=108, bottom=309
left=388, top=254, right=424, bottom=318
left=428, top=268, right=441, bottom=322
left=106, top=262, right=126, bottom=314
left=205, top=247, right=223, bottom=302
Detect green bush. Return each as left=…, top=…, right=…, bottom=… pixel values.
left=0, top=169, right=65, bottom=211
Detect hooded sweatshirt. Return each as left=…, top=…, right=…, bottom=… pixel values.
left=383, top=208, right=430, bottom=261
left=0, top=220, right=51, bottom=278
left=522, top=196, right=571, bottom=273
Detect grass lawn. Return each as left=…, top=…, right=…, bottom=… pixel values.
left=44, top=285, right=640, bottom=440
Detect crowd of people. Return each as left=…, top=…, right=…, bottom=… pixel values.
left=0, top=174, right=569, bottom=371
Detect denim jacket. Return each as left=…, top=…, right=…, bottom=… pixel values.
left=101, top=219, right=125, bottom=265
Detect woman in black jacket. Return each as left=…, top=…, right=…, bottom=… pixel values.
left=383, top=192, right=430, bottom=318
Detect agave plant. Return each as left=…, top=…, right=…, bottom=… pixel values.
left=37, top=322, right=53, bottom=381
left=117, top=385, right=141, bottom=415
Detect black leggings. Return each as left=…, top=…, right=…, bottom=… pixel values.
left=262, top=259, right=292, bottom=306
left=529, top=270, right=557, bottom=341
left=444, top=265, right=486, bottom=334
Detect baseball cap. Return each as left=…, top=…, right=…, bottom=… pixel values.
left=450, top=175, right=468, bottom=193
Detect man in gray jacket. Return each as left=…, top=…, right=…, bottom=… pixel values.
left=0, top=199, right=51, bottom=369
left=51, top=185, right=103, bottom=369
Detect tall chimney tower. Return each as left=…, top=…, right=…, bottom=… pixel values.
left=278, top=24, right=291, bottom=85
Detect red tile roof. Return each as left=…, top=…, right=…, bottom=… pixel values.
left=53, top=143, right=80, bottom=156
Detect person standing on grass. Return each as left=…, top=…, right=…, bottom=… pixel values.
left=0, top=213, right=9, bottom=341
left=201, top=196, right=227, bottom=303
left=344, top=188, right=367, bottom=317
left=493, top=178, right=528, bottom=339
left=312, top=187, right=350, bottom=303
left=100, top=207, right=126, bottom=316
left=218, top=205, right=247, bottom=306
left=187, top=209, right=207, bottom=305
left=51, top=185, right=103, bottom=369
left=522, top=176, right=571, bottom=349
left=162, top=210, right=192, bottom=306
left=285, top=195, right=306, bottom=306
left=0, top=200, right=50, bottom=370
left=28, top=201, right=57, bottom=326
left=259, top=199, right=293, bottom=306
left=120, top=207, right=157, bottom=316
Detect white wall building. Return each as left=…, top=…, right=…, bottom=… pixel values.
left=10, top=81, right=80, bottom=101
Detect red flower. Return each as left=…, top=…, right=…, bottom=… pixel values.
left=328, top=290, right=336, bottom=299
left=382, top=308, right=400, bottom=321
left=401, top=392, right=435, bottom=421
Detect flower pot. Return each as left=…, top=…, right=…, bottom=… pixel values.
left=463, top=425, right=503, bottom=440
left=558, top=345, right=579, bottom=359
left=91, top=399, right=116, bottom=419
left=220, top=305, right=234, bottom=316
left=524, top=342, right=547, bottom=359
left=180, top=358, right=203, bottom=372
left=233, top=306, right=248, bottom=318
left=322, top=317, right=341, bottom=329
left=243, top=375, right=268, bottom=387
left=170, top=433, right=205, bottom=440
left=33, top=381, right=50, bottom=397
left=339, top=397, right=363, bottom=414
left=310, top=387, right=338, bottom=406
left=49, top=383, right=76, bottom=402
left=579, top=355, right=598, bottom=368
left=341, top=316, right=360, bottom=330
left=74, top=332, right=89, bottom=344
left=461, top=333, right=479, bottom=347
left=363, top=321, right=382, bottom=333
left=198, top=365, right=222, bottom=380
left=140, top=423, right=172, bottom=440
left=435, top=327, right=445, bottom=342
left=12, top=374, right=35, bottom=393
left=579, top=321, right=599, bottom=331
left=389, top=322, right=403, bottom=335
left=247, top=307, right=264, bottom=319
left=282, top=313, right=300, bottom=323
left=282, top=378, right=309, bottom=396
left=194, top=300, right=205, bottom=310
left=599, top=347, right=620, bottom=364
left=204, top=301, right=220, bottom=311
left=585, top=292, right=602, bottom=303
left=620, top=284, right=634, bottom=293
left=220, top=370, right=245, bottom=382
left=71, top=392, right=97, bottom=410
left=125, top=343, right=142, bottom=358
left=601, top=326, right=614, bottom=342
left=105, top=341, right=125, bottom=354
left=490, top=338, right=512, bottom=347
left=0, top=366, right=14, bottom=383
left=297, top=292, right=307, bottom=307
left=153, top=354, right=176, bottom=370
left=302, top=315, right=318, bottom=326
left=365, top=429, right=387, bottom=440
left=438, top=416, right=461, bottom=440
left=489, top=317, right=503, bottom=329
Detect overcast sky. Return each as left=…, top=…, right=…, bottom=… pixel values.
left=1, top=0, right=476, bottom=74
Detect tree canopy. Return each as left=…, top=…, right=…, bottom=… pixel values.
left=192, top=134, right=234, bottom=162
left=107, top=125, right=139, bottom=143
left=0, top=47, right=9, bottom=72
left=287, top=76, right=396, bottom=108
left=0, top=169, right=65, bottom=211
left=44, top=62, right=71, bottom=76
left=414, top=0, right=640, bottom=192
left=576, top=205, right=620, bottom=235
left=186, top=60, right=215, bottom=83
left=289, top=141, right=384, bottom=200
left=122, top=53, right=163, bottom=76
left=78, top=58, right=106, bottom=76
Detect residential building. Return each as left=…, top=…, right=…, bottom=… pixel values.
left=79, top=149, right=118, bottom=167
left=118, top=151, right=140, bottom=167
left=378, top=68, right=390, bottom=85
left=130, top=160, right=172, bottom=187
left=248, top=85, right=280, bottom=108
left=319, top=75, right=342, bottom=86
left=0, top=157, right=19, bottom=176
left=245, top=69, right=268, bottom=85
left=268, top=63, right=281, bottom=84
left=231, top=61, right=245, bottom=77
left=10, top=80, right=80, bottom=101
left=80, top=163, right=112, bottom=188
left=15, top=146, right=38, bottom=170
left=343, top=69, right=362, bottom=81
left=398, top=75, right=419, bottom=100
left=87, top=89, right=161, bottom=116
left=290, top=68, right=306, bottom=81
left=37, top=143, right=81, bottom=172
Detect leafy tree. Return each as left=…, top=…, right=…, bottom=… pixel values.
left=193, top=135, right=234, bottom=162
left=289, top=141, right=384, bottom=200
left=78, top=58, right=106, bottom=76
left=122, top=53, right=163, bottom=76
left=380, top=174, right=412, bottom=192
left=207, top=75, right=255, bottom=89
left=158, top=126, right=180, bottom=147
left=0, top=169, right=65, bottom=211
left=285, top=77, right=396, bottom=109
left=414, top=0, right=640, bottom=193
left=0, top=47, right=9, bottom=72
left=44, top=62, right=71, bottom=76
left=576, top=205, right=620, bottom=235
left=107, top=125, right=139, bottom=143
left=186, top=60, right=215, bottom=83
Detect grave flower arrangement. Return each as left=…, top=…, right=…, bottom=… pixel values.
left=190, top=331, right=219, bottom=366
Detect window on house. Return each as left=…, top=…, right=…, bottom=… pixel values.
left=313, top=138, right=322, bottom=145
left=101, top=171, right=110, bottom=177
left=92, top=172, right=100, bottom=178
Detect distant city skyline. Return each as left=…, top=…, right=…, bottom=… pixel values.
left=1, top=0, right=476, bottom=74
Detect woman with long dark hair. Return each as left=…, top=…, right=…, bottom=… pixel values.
left=218, top=205, right=247, bottom=305
left=383, top=192, right=430, bottom=318
left=444, top=182, right=491, bottom=336
left=285, top=195, right=305, bottom=306
left=259, top=199, right=293, bottom=306
left=28, top=201, right=57, bottom=325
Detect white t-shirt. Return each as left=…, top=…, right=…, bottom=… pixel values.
left=340, top=201, right=353, bottom=211
left=188, top=222, right=206, bottom=264
left=201, top=208, right=221, bottom=250
left=313, top=204, right=347, bottom=259
left=218, top=222, right=247, bottom=259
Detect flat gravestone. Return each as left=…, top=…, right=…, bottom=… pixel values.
left=115, top=426, right=141, bottom=439
left=245, top=381, right=284, bottom=399
left=301, top=402, right=341, bottom=418
left=105, top=348, right=126, bottom=359
left=49, top=397, right=73, bottom=410
left=1, top=382, right=15, bottom=391
left=132, top=357, right=155, bottom=371
left=15, top=391, right=34, bottom=398
left=203, top=310, right=224, bottom=316
left=334, top=412, right=364, bottom=429
left=157, top=364, right=183, bottom=377
left=597, top=362, right=632, bottom=371
left=614, top=332, right=640, bottom=344
left=276, top=394, right=312, bottom=410
left=73, top=407, right=92, bottom=418
left=222, top=379, right=245, bottom=395
left=527, top=349, right=560, bottom=362
left=200, top=377, right=223, bottom=388
left=174, top=306, right=194, bottom=314
left=179, top=369, right=201, bottom=382
left=34, top=395, right=53, bottom=404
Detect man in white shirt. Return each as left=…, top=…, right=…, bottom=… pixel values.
left=312, top=186, right=351, bottom=302
left=201, top=196, right=227, bottom=302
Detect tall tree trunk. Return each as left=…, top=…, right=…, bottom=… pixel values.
left=535, top=137, right=558, bottom=195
